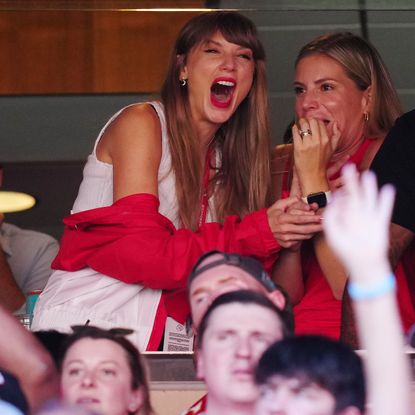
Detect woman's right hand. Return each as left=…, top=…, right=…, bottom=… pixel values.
left=267, top=196, right=322, bottom=248
left=292, top=118, right=340, bottom=196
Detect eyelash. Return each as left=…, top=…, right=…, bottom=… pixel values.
left=204, top=49, right=252, bottom=61
left=294, top=86, right=305, bottom=95
left=294, top=84, right=334, bottom=95
left=321, top=83, right=333, bottom=91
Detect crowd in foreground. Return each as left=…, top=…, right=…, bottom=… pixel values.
left=0, top=167, right=413, bottom=415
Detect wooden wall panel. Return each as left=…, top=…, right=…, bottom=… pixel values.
left=0, top=8, right=202, bottom=94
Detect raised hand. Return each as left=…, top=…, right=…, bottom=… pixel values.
left=323, top=164, right=395, bottom=280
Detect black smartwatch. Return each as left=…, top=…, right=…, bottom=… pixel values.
left=302, top=191, right=332, bottom=208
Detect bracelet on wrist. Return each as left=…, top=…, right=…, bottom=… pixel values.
left=348, top=273, right=396, bottom=301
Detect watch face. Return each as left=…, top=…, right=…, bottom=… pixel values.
left=307, top=192, right=327, bottom=208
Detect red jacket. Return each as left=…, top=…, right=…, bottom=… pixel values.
left=52, top=193, right=281, bottom=327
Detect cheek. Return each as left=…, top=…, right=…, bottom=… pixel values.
left=60, top=381, right=77, bottom=403
left=294, top=98, right=304, bottom=117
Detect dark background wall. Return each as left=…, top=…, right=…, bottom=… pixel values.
left=2, top=1, right=415, bottom=239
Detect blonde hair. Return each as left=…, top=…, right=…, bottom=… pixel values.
left=161, top=11, right=271, bottom=230
left=296, top=32, right=402, bottom=136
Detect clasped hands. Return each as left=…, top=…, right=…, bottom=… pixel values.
left=267, top=196, right=322, bottom=249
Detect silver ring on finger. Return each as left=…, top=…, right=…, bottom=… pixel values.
left=299, top=128, right=312, bottom=138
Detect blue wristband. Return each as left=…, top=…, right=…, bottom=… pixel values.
left=348, top=273, right=396, bottom=300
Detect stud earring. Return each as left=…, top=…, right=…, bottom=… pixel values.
left=179, top=78, right=187, bottom=87
left=363, top=112, right=369, bottom=122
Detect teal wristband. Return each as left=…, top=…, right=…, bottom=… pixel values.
left=348, top=273, right=396, bottom=300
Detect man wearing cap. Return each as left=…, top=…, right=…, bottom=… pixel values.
left=188, top=250, right=293, bottom=332
left=181, top=251, right=293, bottom=415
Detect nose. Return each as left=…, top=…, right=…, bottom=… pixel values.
left=80, top=372, right=96, bottom=388
left=235, top=337, right=253, bottom=358
left=220, top=53, right=236, bottom=71
left=259, top=388, right=289, bottom=414
left=298, top=90, right=319, bottom=115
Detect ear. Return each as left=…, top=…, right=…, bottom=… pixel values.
left=361, top=85, right=372, bottom=113
left=177, top=54, right=188, bottom=81
left=267, top=290, right=286, bottom=311
left=127, top=388, right=144, bottom=414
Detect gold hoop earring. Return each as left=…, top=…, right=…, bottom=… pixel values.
left=179, top=78, right=187, bottom=87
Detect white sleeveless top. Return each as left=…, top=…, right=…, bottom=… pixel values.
left=72, top=101, right=183, bottom=226
left=32, top=101, right=215, bottom=351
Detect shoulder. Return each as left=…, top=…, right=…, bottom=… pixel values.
left=5, top=224, right=57, bottom=245
left=273, top=143, right=293, bottom=157
left=105, top=103, right=162, bottom=138
left=4, top=224, right=58, bottom=258
left=98, top=102, right=163, bottom=162
left=271, top=143, right=293, bottom=170
left=383, top=109, right=415, bottom=149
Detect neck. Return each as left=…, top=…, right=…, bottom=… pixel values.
left=332, top=134, right=365, bottom=163
left=205, top=399, right=254, bottom=415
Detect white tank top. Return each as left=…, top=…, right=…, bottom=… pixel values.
left=71, top=101, right=187, bottom=226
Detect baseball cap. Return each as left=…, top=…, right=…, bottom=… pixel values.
left=188, top=250, right=277, bottom=292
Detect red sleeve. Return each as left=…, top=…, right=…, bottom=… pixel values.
left=53, top=193, right=280, bottom=290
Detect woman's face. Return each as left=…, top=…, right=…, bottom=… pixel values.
left=294, top=53, right=371, bottom=151
left=180, top=31, right=255, bottom=137
left=61, top=338, right=142, bottom=415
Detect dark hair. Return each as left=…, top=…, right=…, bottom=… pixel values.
left=296, top=32, right=402, bottom=136
left=188, top=250, right=277, bottom=292
left=161, top=11, right=271, bottom=230
left=33, top=330, right=69, bottom=367
left=197, top=290, right=291, bottom=348
left=255, top=335, right=366, bottom=413
left=58, top=326, right=153, bottom=415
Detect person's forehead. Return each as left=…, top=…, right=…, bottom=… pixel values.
left=208, top=302, right=281, bottom=331
left=190, top=264, right=263, bottom=293
left=65, top=338, right=126, bottom=364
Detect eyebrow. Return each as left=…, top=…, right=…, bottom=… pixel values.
left=65, top=359, right=120, bottom=366
left=293, top=77, right=338, bottom=86
left=190, top=275, right=239, bottom=297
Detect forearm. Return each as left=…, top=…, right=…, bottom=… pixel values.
left=272, top=248, right=304, bottom=304
left=352, top=265, right=412, bottom=415
left=314, top=232, right=348, bottom=300
left=0, top=306, right=59, bottom=413
left=0, top=247, right=25, bottom=311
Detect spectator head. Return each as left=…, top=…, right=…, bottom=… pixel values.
left=196, top=290, right=291, bottom=413
left=295, top=31, right=401, bottom=138
left=58, top=326, right=153, bottom=415
left=255, top=335, right=366, bottom=415
left=188, top=250, right=293, bottom=331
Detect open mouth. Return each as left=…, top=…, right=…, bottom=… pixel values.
left=210, top=78, right=235, bottom=108
left=77, top=397, right=100, bottom=405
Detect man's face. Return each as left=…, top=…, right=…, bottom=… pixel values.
left=255, top=375, right=339, bottom=415
left=196, top=302, right=284, bottom=409
left=189, top=257, right=269, bottom=329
